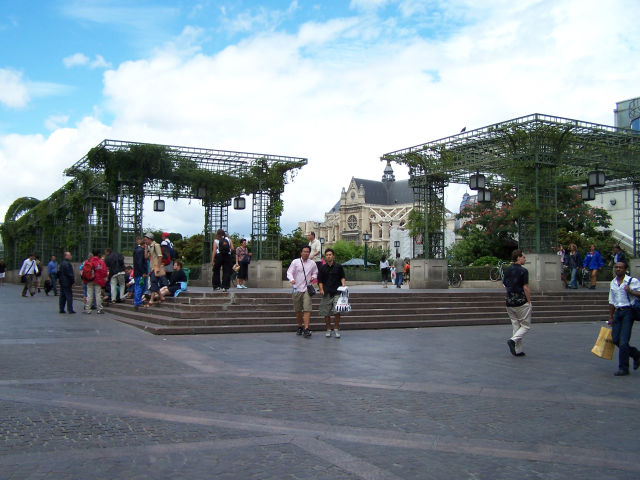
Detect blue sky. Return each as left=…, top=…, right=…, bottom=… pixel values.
left=1, top=0, right=639, bottom=237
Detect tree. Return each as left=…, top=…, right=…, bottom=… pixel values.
left=449, top=183, right=613, bottom=264
left=279, top=228, right=309, bottom=267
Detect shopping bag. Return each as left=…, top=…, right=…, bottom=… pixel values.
left=335, top=286, right=351, bottom=313
left=591, top=326, right=614, bottom=360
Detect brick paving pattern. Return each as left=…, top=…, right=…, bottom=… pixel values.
left=0, top=284, right=638, bottom=479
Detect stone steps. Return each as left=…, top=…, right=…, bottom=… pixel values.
left=98, top=289, right=610, bottom=335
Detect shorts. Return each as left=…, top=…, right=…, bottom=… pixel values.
left=318, top=294, right=340, bottom=317
left=150, top=272, right=169, bottom=292
left=292, top=291, right=313, bottom=312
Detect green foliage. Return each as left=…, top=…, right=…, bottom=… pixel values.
left=173, top=234, right=205, bottom=266
left=279, top=228, right=309, bottom=267
left=471, top=256, right=502, bottom=267
left=447, top=227, right=505, bottom=266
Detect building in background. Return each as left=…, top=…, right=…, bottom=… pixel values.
left=299, top=161, right=455, bottom=260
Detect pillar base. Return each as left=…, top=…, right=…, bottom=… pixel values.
left=523, top=254, right=562, bottom=293
left=409, top=259, right=448, bottom=289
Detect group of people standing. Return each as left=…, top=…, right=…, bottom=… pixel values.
left=210, top=229, right=252, bottom=291
left=379, top=254, right=408, bottom=288
left=558, top=243, right=624, bottom=290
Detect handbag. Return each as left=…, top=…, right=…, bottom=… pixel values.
left=300, top=259, right=316, bottom=296
left=591, top=326, right=614, bottom=360
left=232, top=264, right=241, bottom=273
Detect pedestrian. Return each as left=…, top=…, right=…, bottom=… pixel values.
left=82, top=249, right=108, bottom=314
left=144, top=232, right=166, bottom=306
left=18, top=253, right=38, bottom=297
left=565, top=243, right=581, bottom=289
left=104, top=247, right=126, bottom=303
left=234, top=238, right=251, bottom=289
left=583, top=244, right=604, bottom=289
left=46, top=255, right=59, bottom=296
left=318, top=248, right=346, bottom=338
left=159, top=260, right=188, bottom=297
left=611, top=245, right=626, bottom=275
left=34, top=255, right=42, bottom=293
left=160, top=232, right=175, bottom=282
left=307, top=231, right=322, bottom=266
left=393, top=253, right=405, bottom=288
left=58, top=251, right=76, bottom=314
left=503, top=249, right=532, bottom=357
left=211, top=229, right=233, bottom=292
left=379, top=255, right=390, bottom=288
left=286, top=245, right=318, bottom=338
left=0, top=258, right=6, bottom=286
left=607, top=261, right=640, bottom=376
left=133, top=236, right=147, bottom=310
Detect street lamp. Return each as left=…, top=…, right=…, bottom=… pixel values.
left=319, top=237, right=325, bottom=258
left=363, top=233, right=371, bottom=270
left=394, top=240, right=400, bottom=256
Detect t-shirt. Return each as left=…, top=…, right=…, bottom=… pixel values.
left=503, top=264, right=528, bottom=295
left=318, top=262, right=346, bottom=296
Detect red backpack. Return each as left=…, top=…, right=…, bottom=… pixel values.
left=81, top=260, right=95, bottom=282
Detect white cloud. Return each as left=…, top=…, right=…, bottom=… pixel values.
left=63, top=52, right=90, bottom=67
left=44, top=114, right=70, bottom=131
left=0, top=68, right=29, bottom=108
left=2, top=0, right=640, bottom=236
left=63, top=52, right=112, bottom=69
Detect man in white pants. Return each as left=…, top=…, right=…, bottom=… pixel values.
left=503, top=249, right=532, bottom=357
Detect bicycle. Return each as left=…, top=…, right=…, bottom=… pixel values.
left=448, top=266, right=462, bottom=288
left=489, top=261, right=508, bottom=281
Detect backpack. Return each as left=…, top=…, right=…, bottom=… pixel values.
left=218, top=237, right=231, bottom=255
left=81, top=260, right=95, bottom=282
left=161, top=244, right=172, bottom=266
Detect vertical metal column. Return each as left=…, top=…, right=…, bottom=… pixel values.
left=251, top=192, right=269, bottom=260
left=203, top=202, right=229, bottom=264
left=633, top=181, right=640, bottom=257
left=516, top=165, right=557, bottom=253
left=114, top=186, right=143, bottom=253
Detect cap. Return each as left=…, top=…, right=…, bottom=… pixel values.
left=144, top=232, right=154, bottom=240
left=162, top=232, right=170, bottom=238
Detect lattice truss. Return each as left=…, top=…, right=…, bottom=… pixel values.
left=3, top=140, right=305, bottom=266
left=368, top=206, right=413, bottom=224
left=383, top=114, right=640, bottom=257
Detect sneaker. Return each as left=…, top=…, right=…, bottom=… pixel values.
left=96, top=310, right=104, bottom=314
left=334, top=329, right=341, bottom=338
left=83, top=310, right=92, bottom=314
left=236, top=285, right=243, bottom=289
left=303, top=328, right=312, bottom=338
left=296, top=326, right=304, bottom=335
left=325, top=330, right=332, bottom=337
left=241, top=285, right=248, bottom=289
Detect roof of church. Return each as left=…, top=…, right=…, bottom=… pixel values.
left=328, top=177, right=413, bottom=212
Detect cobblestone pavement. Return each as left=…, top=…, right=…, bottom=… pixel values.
left=0, top=284, right=638, bottom=479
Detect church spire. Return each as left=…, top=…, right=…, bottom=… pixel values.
left=382, top=160, right=395, bottom=183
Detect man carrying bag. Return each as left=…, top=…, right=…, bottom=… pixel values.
left=607, top=261, right=640, bottom=376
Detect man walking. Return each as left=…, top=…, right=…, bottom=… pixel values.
left=393, top=253, right=405, bottom=288
left=133, top=236, right=147, bottom=310
left=47, top=255, right=59, bottom=296
left=18, top=253, right=38, bottom=297
left=308, top=231, right=322, bottom=266
left=503, top=249, right=532, bottom=357
left=286, top=245, right=318, bottom=338
left=318, top=248, right=346, bottom=338
left=607, top=261, right=640, bottom=376
left=104, top=247, right=126, bottom=303
left=82, top=249, right=108, bottom=314
left=58, top=252, right=76, bottom=314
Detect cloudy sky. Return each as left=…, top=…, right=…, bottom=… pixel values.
left=1, top=0, right=638, bottom=238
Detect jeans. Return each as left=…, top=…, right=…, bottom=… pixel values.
left=49, top=272, right=58, bottom=295
left=395, top=272, right=403, bottom=287
left=59, top=284, right=74, bottom=312
left=133, top=276, right=144, bottom=306
left=612, top=308, right=638, bottom=372
left=568, top=267, right=577, bottom=288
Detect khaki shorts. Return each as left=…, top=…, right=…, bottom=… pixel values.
left=292, top=291, right=313, bottom=312
left=318, top=294, right=339, bottom=317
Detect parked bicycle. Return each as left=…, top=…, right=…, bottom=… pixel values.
left=448, top=266, right=462, bottom=288
left=489, top=260, right=509, bottom=281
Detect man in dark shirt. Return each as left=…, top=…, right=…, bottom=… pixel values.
left=132, top=236, right=147, bottom=310
left=104, top=248, right=126, bottom=303
left=317, top=248, right=346, bottom=338
left=58, top=252, right=76, bottom=314
left=503, top=249, right=532, bottom=357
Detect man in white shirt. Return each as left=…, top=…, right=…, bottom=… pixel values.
left=307, top=231, right=322, bottom=265
left=608, top=261, right=640, bottom=376
left=18, top=253, right=38, bottom=297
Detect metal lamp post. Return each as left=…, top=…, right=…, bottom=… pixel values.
left=394, top=240, right=400, bottom=257
left=363, top=233, right=371, bottom=270
left=319, top=237, right=325, bottom=259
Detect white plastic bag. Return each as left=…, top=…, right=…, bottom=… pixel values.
left=335, top=286, right=351, bottom=313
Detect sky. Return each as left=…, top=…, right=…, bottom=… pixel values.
left=1, top=0, right=639, bottom=239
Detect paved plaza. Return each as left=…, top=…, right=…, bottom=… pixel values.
left=0, top=283, right=638, bottom=479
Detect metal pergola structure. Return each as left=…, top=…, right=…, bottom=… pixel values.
left=382, top=113, right=640, bottom=258
left=3, top=140, right=306, bottom=267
